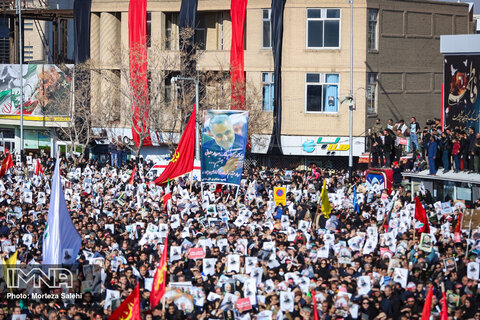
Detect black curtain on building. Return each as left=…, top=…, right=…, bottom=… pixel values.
left=178, top=0, right=198, bottom=30
left=74, top=0, right=92, bottom=64
left=178, top=0, right=198, bottom=68
left=267, top=0, right=286, bottom=155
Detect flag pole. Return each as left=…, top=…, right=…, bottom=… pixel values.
left=189, top=171, right=193, bottom=193
left=235, top=185, right=240, bottom=201
left=413, top=219, right=416, bottom=243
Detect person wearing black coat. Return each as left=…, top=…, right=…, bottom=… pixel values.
left=370, top=132, right=384, bottom=168
left=467, top=127, right=476, bottom=171
left=392, top=161, right=403, bottom=188
left=460, top=131, right=468, bottom=171
left=383, top=129, right=394, bottom=167
left=440, top=132, right=451, bottom=172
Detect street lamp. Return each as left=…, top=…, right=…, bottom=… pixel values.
left=171, top=66, right=200, bottom=161
left=348, top=0, right=354, bottom=181
left=16, top=0, right=24, bottom=158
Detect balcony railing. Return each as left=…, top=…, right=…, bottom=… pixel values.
left=0, top=0, right=62, bottom=10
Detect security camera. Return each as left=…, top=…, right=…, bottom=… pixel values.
left=170, top=77, right=178, bottom=84
left=338, top=95, right=353, bottom=104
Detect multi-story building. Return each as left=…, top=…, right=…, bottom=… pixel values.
left=91, top=0, right=474, bottom=164
left=0, top=0, right=75, bottom=157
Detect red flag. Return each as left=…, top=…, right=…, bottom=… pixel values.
left=108, top=283, right=140, bottom=320
left=129, top=0, right=152, bottom=148
left=0, top=149, right=14, bottom=177
left=421, top=286, right=434, bottom=320
left=440, top=291, right=448, bottom=320
left=129, top=165, right=137, bottom=185
left=154, top=106, right=195, bottom=185
left=150, top=234, right=168, bottom=308
left=35, top=159, right=43, bottom=176
left=311, top=290, right=319, bottom=320
left=415, top=196, right=430, bottom=234
left=230, top=0, right=248, bottom=109
left=455, top=211, right=463, bottom=233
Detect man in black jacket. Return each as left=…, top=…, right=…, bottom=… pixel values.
left=467, top=127, right=476, bottom=172
left=383, top=129, right=394, bottom=167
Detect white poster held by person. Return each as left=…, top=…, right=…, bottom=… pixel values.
left=393, top=268, right=408, bottom=288
left=203, top=258, right=216, bottom=276
left=357, top=276, right=372, bottom=295
left=244, top=278, right=257, bottom=305
left=227, top=254, right=240, bottom=273
left=170, top=246, right=182, bottom=261
left=245, top=257, right=258, bottom=274
left=467, top=262, right=480, bottom=280
left=280, top=292, right=295, bottom=312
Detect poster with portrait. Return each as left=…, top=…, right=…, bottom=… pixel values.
left=444, top=55, right=480, bottom=131
left=0, top=64, right=73, bottom=116
left=201, top=110, right=249, bottom=185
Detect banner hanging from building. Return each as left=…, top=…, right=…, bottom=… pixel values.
left=0, top=64, right=72, bottom=116
left=201, top=110, right=248, bottom=185
left=444, top=55, right=480, bottom=132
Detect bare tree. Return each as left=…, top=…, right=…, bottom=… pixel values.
left=48, top=63, right=96, bottom=163
left=91, top=27, right=272, bottom=157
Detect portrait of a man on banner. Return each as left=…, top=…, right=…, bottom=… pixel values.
left=201, top=110, right=248, bottom=185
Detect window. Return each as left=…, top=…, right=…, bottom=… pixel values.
left=262, top=9, right=272, bottom=49
left=194, top=13, right=206, bottom=50
left=24, top=19, right=33, bottom=31
left=306, top=8, right=340, bottom=48
left=165, top=77, right=172, bottom=103
left=262, top=72, right=274, bottom=111
left=366, top=73, right=378, bottom=114
left=146, top=12, right=152, bottom=47
left=305, top=73, right=339, bottom=112
left=165, top=13, right=177, bottom=50
left=24, top=45, right=33, bottom=60
left=367, top=9, right=378, bottom=51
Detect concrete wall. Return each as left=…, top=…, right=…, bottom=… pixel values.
left=365, top=0, right=470, bottom=131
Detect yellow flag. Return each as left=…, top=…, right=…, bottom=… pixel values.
left=321, top=179, right=332, bottom=218
left=2, top=251, right=17, bottom=290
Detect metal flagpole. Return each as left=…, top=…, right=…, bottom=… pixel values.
left=17, top=0, right=24, bottom=158
left=348, top=0, right=354, bottom=182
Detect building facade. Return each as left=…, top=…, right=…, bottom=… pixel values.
left=88, top=0, right=472, bottom=163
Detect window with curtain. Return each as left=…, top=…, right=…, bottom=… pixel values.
left=306, top=8, right=340, bottom=49
left=262, top=72, right=274, bottom=111
left=306, top=73, right=339, bottom=112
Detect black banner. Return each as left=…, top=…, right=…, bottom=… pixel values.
left=444, top=55, right=480, bottom=132
left=73, top=0, right=92, bottom=64
left=268, top=0, right=286, bottom=155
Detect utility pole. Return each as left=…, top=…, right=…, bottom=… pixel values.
left=17, top=0, right=24, bottom=158
left=349, top=0, right=354, bottom=181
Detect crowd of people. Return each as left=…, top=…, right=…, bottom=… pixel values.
left=369, top=117, right=480, bottom=176
left=0, top=154, right=479, bottom=320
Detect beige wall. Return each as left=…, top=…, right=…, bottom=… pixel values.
left=90, top=0, right=469, bottom=138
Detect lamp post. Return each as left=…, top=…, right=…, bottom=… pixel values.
left=171, top=67, right=200, bottom=161
left=348, top=0, right=354, bottom=181
left=17, top=0, right=24, bottom=157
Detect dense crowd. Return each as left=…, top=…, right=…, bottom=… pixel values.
left=369, top=117, right=480, bottom=176
left=0, top=155, right=479, bottom=320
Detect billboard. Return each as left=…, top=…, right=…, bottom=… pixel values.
left=201, top=110, right=249, bottom=185
left=0, top=64, right=73, bottom=116
left=444, top=55, right=480, bottom=131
